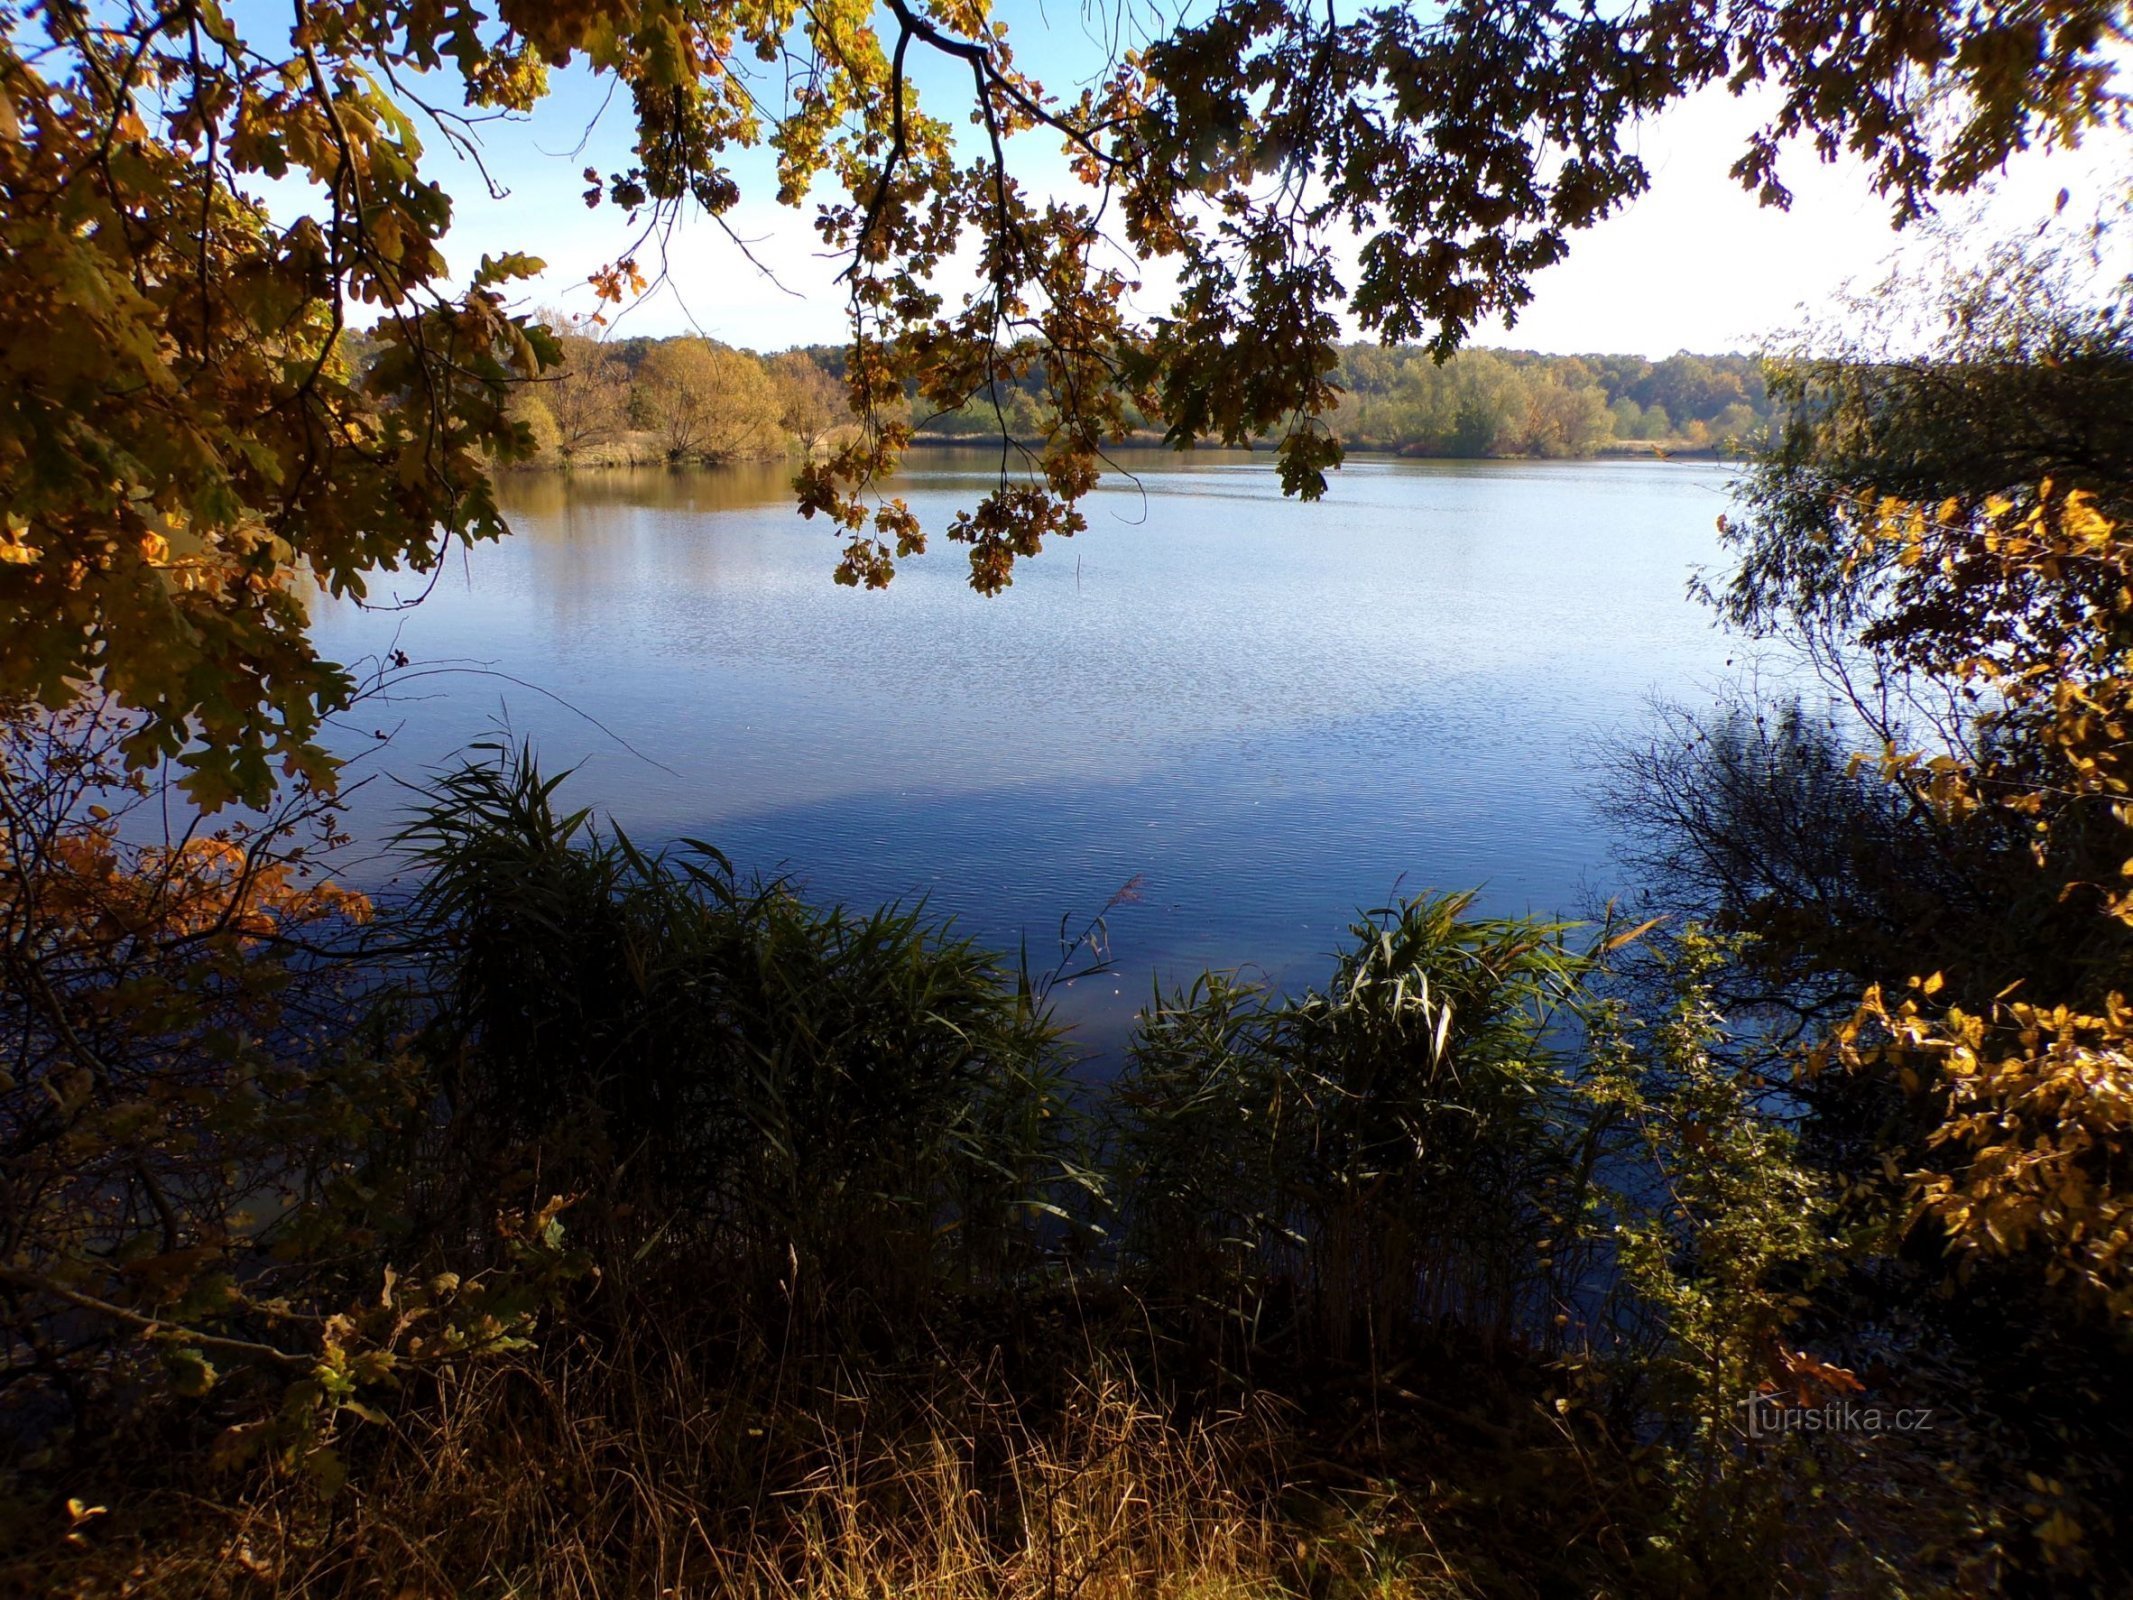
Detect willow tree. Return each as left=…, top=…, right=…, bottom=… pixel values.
left=771, top=351, right=848, bottom=459
left=637, top=338, right=783, bottom=461
left=0, top=0, right=2122, bottom=803
left=538, top=310, right=631, bottom=463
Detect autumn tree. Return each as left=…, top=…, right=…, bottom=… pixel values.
left=1638, top=353, right=1754, bottom=428
left=0, top=4, right=557, bottom=808
left=1631, top=223, right=2133, bottom=1102
left=636, top=338, right=783, bottom=463
left=1516, top=368, right=1613, bottom=457
left=2, top=0, right=2122, bottom=798
left=538, top=310, right=631, bottom=464
left=770, top=351, right=848, bottom=459
left=1708, top=400, right=1762, bottom=446
left=1613, top=225, right=2133, bottom=1573
left=1447, top=352, right=1527, bottom=457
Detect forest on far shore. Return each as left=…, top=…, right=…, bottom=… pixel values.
left=479, top=318, right=1774, bottom=468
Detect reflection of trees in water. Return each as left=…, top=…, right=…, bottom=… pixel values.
left=498, top=460, right=801, bottom=520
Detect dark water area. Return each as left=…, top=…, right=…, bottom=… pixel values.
left=309, top=451, right=1744, bottom=1062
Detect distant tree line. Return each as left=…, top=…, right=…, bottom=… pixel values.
left=891, top=343, right=1772, bottom=456
left=1332, top=347, right=1772, bottom=455
left=498, top=313, right=848, bottom=468
left=498, top=323, right=1773, bottom=468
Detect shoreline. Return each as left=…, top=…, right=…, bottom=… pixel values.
left=499, top=438, right=1734, bottom=473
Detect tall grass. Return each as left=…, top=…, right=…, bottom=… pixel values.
left=398, top=743, right=1080, bottom=1329
left=1110, top=894, right=1609, bottom=1363
left=26, top=1345, right=1319, bottom=1600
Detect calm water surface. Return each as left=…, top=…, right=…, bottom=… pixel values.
left=312, top=451, right=1740, bottom=1055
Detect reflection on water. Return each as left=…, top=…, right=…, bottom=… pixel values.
left=485, top=461, right=801, bottom=518
left=313, top=451, right=1740, bottom=1060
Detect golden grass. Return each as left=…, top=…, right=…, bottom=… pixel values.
left=28, top=1342, right=1472, bottom=1600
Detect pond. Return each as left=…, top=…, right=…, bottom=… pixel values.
left=311, top=450, right=1743, bottom=1058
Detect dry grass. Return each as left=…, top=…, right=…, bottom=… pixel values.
left=27, top=1331, right=1473, bottom=1600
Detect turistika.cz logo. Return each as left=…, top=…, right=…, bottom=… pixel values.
left=1739, top=1393, right=1936, bottom=1439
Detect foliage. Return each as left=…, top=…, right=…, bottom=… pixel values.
left=4, top=0, right=2120, bottom=791
left=770, top=349, right=851, bottom=459
left=488, top=334, right=839, bottom=467
left=634, top=337, right=786, bottom=463
left=501, top=334, right=1772, bottom=475
left=0, top=699, right=583, bottom=1502
left=1657, top=227, right=2133, bottom=1004
left=1607, top=224, right=2133, bottom=1580
left=1585, top=930, right=1843, bottom=1588
left=4, top=706, right=2062, bottom=1592
left=6, top=0, right=2127, bottom=1584
left=1599, top=694, right=2059, bottom=1028
left=910, top=344, right=1779, bottom=456
left=1842, top=988, right=2133, bottom=1319
left=507, top=391, right=563, bottom=460
left=0, top=7, right=556, bottom=808
left=1332, top=347, right=1689, bottom=457
left=533, top=309, right=633, bottom=463
left=1720, top=234, right=2133, bottom=651
left=1, top=716, right=1080, bottom=1547
left=398, top=743, right=1080, bottom=1317
left=1813, top=479, right=2133, bottom=1329
left=801, top=0, right=2117, bottom=588
left=1110, top=893, right=1608, bottom=1360
left=1712, top=233, right=2133, bottom=1324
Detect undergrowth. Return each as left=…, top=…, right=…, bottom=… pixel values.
left=0, top=737, right=2085, bottom=1598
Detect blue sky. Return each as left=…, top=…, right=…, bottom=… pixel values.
left=228, top=0, right=2128, bottom=357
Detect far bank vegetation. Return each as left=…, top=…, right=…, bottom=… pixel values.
left=503, top=311, right=836, bottom=468
left=503, top=315, right=1777, bottom=469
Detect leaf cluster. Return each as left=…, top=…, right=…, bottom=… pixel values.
left=1, top=4, right=559, bottom=807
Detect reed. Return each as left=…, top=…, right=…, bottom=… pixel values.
left=1108, top=894, right=1607, bottom=1364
